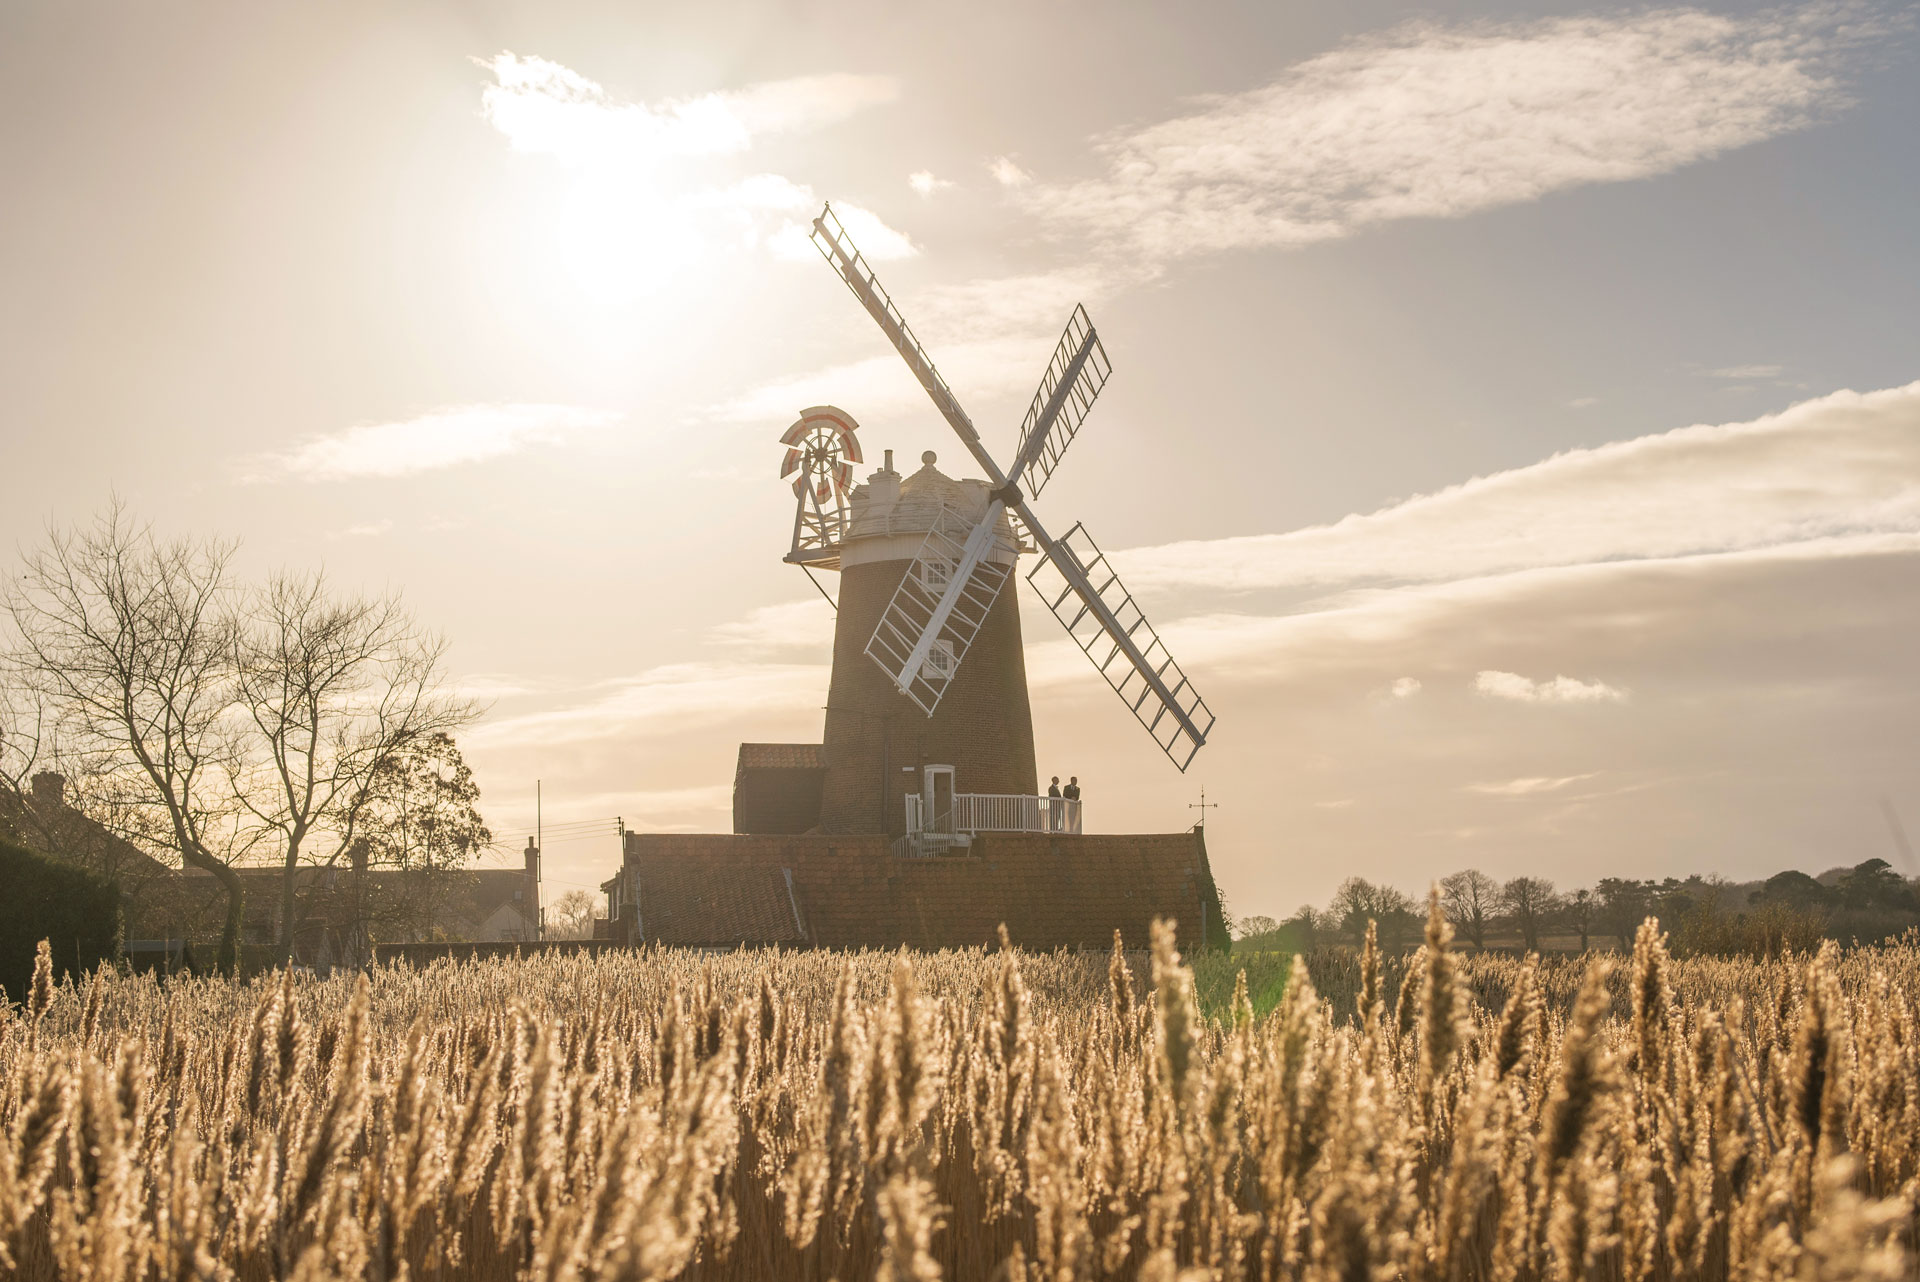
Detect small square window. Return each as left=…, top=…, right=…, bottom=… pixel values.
left=920, top=557, right=954, bottom=594
left=921, top=639, right=956, bottom=681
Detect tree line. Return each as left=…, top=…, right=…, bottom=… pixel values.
left=0, top=502, right=488, bottom=971
left=1237, top=858, right=1920, bottom=957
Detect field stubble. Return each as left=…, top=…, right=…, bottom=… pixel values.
left=2, top=900, right=1917, bottom=1281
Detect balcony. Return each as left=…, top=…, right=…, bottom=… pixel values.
left=904, top=792, right=1083, bottom=837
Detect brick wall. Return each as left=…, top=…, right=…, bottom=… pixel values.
left=616, top=828, right=1222, bottom=952
left=818, top=557, right=1039, bottom=834
left=733, top=764, right=826, bottom=833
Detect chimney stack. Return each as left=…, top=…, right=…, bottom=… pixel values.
left=523, top=837, right=541, bottom=882
left=30, top=771, right=65, bottom=809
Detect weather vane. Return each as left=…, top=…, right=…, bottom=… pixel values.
left=1188, top=787, right=1217, bottom=828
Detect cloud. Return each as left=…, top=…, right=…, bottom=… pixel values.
left=1467, top=774, right=1598, bottom=795
left=710, top=598, right=837, bottom=654
left=479, top=56, right=897, bottom=164
left=466, top=660, right=826, bottom=751
left=1027, top=8, right=1870, bottom=262
left=1474, top=670, right=1625, bottom=703
left=766, top=200, right=918, bottom=262
left=988, top=156, right=1031, bottom=187
left=705, top=267, right=1112, bottom=425
left=1708, top=363, right=1785, bottom=378
left=476, top=57, right=916, bottom=270
left=1567, top=397, right=1600, bottom=409
left=908, top=170, right=954, bottom=197
left=1390, top=677, right=1423, bottom=698
left=241, top=404, right=618, bottom=482
left=1117, top=382, right=1920, bottom=593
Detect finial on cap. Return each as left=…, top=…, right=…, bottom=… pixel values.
left=922, top=450, right=937, bottom=465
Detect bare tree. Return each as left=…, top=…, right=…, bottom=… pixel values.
left=1439, top=868, right=1500, bottom=951
left=6, top=505, right=249, bottom=970
left=229, top=570, right=477, bottom=961
left=546, top=889, right=599, bottom=940
left=1566, top=887, right=1596, bottom=952
left=1501, top=875, right=1560, bottom=955
left=1330, top=877, right=1418, bottom=949
left=1234, top=914, right=1280, bottom=941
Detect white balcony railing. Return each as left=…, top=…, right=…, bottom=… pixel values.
left=905, top=792, right=1082, bottom=836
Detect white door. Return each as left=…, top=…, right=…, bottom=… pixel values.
left=924, top=765, right=955, bottom=834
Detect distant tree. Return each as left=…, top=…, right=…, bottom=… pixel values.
left=1565, top=887, right=1596, bottom=952
left=1285, top=904, right=1327, bottom=948
left=1330, top=877, right=1418, bottom=950
left=547, top=889, right=599, bottom=941
left=1595, top=878, right=1652, bottom=949
left=1439, top=869, right=1499, bottom=950
left=1749, top=869, right=1832, bottom=910
left=1235, top=914, right=1280, bottom=941
left=1500, top=876, right=1560, bottom=954
left=1837, top=858, right=1915, bottom=912
left=229, top=569, right=477, bottom=962
left=354, top=733, right=492, bottom=939
left=6, top=504, right=249, bottom=971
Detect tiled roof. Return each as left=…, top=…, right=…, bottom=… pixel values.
left=736, top=743, right=825, bottom=771
left=635, top=861, right=806, bottom=947
left=615, top=829, right=1221, bottom=952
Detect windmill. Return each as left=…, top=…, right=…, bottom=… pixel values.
left=780, top=405, right=863, bottom=563
left=810, top=204, right=1216, bottom=770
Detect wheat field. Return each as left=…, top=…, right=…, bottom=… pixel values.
left=3, top=900, right=1918, bottom=1281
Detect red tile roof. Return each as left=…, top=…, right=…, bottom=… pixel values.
left=736, top=743, right=824, bottom=771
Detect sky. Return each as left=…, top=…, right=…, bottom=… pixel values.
left=2, top=0, right=1917, bottom=921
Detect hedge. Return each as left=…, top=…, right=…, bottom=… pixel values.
left=0, top=835, right=124, bottom=1006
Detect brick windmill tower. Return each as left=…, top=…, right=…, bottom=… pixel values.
left=774, top=407, right=1038, bottom=835
left=604, top=207, right=1226, bottom=953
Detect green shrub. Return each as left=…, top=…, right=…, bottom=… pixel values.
left=0, top=835, right=124, bottom=1005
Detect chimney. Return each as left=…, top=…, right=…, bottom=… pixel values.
left=30, top=771, right=65, bottom=809
left=523, top=837, right=541, bottom=882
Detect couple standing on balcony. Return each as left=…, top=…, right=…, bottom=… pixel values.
left=1047, top=776, right=1082, bottom=834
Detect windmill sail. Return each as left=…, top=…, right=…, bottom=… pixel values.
left=811, top=206, right=992, bottom=469
left=1025, top=521, right=1215, bottom=770
left=809, top=200, right=1217, bottom=769
left=865, top=504, right=1014, bottom=716
left=1011, top=305, right=1110, bottom=498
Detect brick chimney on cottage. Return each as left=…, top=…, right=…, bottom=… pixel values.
left=30, top=771, right=66, bottom=810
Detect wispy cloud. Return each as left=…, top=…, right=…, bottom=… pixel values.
left=710, top=599, right=837, bottom=654
left=1390, top=677, right=1423, bottom=698
left=1708, top=363, right=1786, bottom=379
left=1475, top=670, right=1625, bottom=704
left=1027, top=8, right=1870, bottom=263
left=1117, top=382, right=1920, bottom=593
left=1467, top=774, right=1598, bottom=795
left=988, top=156, right=1031, bottom=187
left=241, top=404, right=617, bottom=482
left=479, top=56, right=897, bottom=163
left=706, top=267, right=1111, bottom=424
left=908, top=170, right=954, bottom=197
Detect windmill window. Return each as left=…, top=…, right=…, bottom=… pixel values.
left=921, top=557, right=954, bottom=594
left=921, top=640, right=956, bottom=681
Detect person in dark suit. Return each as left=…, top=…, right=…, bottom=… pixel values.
left=1062, top=776, right=1081, bottom=833
left=1047, top=776, right=1062, bottom=831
